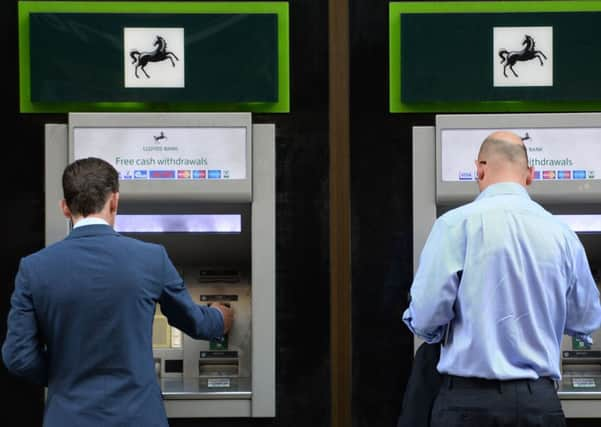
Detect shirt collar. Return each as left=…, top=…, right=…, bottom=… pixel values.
left=73, top=217, right=110, bottom=229
left=476, top=182, right=531, bottom=201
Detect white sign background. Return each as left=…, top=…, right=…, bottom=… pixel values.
left=441, top=128, right=601, bottom=182
left=124, top=28, right=185, bottom=88
left=493, top=26, right=553, bottom=87
left=73, top=127, right=247, bottom=179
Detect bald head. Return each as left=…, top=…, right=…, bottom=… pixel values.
left=476, top=131, right=533, bottom=190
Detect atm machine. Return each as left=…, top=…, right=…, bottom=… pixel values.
left=44, top=113, right=275, bottom=418
left=412, top=113, right=601, bottom=418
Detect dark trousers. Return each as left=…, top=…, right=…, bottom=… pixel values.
left=430, top=375, right=566, bottom=427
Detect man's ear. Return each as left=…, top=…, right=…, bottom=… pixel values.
left=60, top=199, right=71, bottom=219
left=109, top=192, right=120, bottom=214
left=475, top=160, right=485, bottom=181
left=525, top=166, right=535, bottom=186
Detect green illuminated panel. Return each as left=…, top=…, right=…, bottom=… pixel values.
left=389, top=1, right=601, bottom=113
left=19, top=2, right=289, bottom=113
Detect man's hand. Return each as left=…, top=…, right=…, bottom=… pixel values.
left=212, top=303, right=234, bottom=334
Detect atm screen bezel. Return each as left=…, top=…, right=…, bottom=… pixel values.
left=435, top=113, right=601, bottom=206
left=68, top=112, right=252, bottom=203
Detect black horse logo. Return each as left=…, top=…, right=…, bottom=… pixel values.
left=130, top=36, right=179, bottom=79
left=499, top=35, right=547, bottom=78
left=153, top=131, right=167, bottom=143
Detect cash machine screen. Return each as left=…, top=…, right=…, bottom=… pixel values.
left=555, top=215, right=601, bottom=234
left=73, top=127, right=247, bottom=180
left=440, top=128, right=601, bottom=182
left=114, top=214, right=241, bottom=233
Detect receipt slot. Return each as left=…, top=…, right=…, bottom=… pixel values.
left=44, top=113, right=275, bottom=418
left=412, top=113, right=601, bottom=418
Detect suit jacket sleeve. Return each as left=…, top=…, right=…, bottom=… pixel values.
left=157, top=247, right=224, bottom=340
left=2, top=258, right=48, bottom=385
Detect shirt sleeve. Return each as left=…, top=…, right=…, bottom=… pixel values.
left=1, top=259, right=48, bottom=385
left=564, top=240, right=601, bottom=342
left=157, top=247, right=224, bottom=341
left=402, top=217, right=463, bottom=343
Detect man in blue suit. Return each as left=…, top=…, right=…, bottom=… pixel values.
left=2, top=157, right=233, bottom=426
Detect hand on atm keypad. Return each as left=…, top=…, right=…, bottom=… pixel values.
left=210, top=302, right=234, bottom=335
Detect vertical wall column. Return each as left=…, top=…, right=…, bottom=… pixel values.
left=329, top=0, right=351, bottom=425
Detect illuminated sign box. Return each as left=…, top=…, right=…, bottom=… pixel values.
left=389, top=1, right=601, bottom=113
left=18, top=2, right=290, bottom=113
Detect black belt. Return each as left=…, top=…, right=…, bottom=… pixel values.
left=442, top=374, right=557, bottom=392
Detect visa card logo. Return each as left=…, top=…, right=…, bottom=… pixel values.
left=150, top=170, right=175, bottom=179
left=120, top=170, right=133, bottom=180
left=542, top=170, right=556, bottom=180
left=573, top=170, right=587, bottom=179
left=533, top=171, right=541, bottom=180
left=208, top=170, right=221, bottom=179
left=134, top=170, right=148, bottom=179
left=458, top=171, right=473, bottom=180
left=557, top=170, right=571, bottom=180
left=192, top=170, right=207, bottom=179
left=177, top=170, right=191, bottom=179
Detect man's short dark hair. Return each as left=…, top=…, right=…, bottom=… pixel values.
left=62, top=158, right=119, bottom=217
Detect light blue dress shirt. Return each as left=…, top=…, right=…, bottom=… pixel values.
left=403, top=182, right=601, bottom=380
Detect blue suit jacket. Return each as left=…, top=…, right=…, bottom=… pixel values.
left=2, top=224, right=224, bottom=427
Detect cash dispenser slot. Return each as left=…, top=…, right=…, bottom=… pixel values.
left=563, top=351, right=601, bottom=364
left=562, top=344, right=601, bottom=392
left=198, top=351, right=240, bottom=376
left=199, top=269, right=241, bottom=283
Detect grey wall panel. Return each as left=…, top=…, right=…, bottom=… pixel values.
left=45, top=124, right=69, bottom=245
left=251, top=124, right=276, bottom=417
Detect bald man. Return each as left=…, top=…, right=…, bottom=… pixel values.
left=402, top=131, right=601, bottom=426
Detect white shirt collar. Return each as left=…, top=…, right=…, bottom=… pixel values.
left=72, top=217, right=110, bottom=229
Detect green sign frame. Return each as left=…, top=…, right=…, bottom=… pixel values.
left=19, top=1, right=289, bottom=113
left=389, top=1, right=601, bottom=113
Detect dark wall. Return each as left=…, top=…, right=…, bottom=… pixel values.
left=2, top=1, right=330, bottom=426
left=349, top=1, right=429, bottom=425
